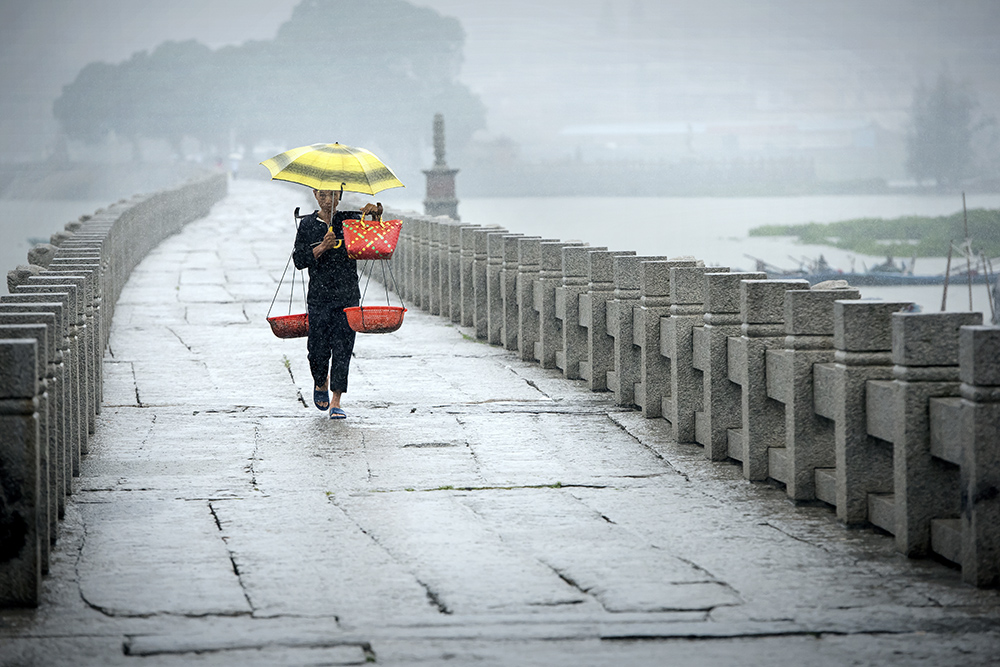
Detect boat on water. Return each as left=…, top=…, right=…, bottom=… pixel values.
left=746, top=254, right=991, bottom=286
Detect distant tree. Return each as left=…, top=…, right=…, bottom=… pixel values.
left=906, top=72, right=976, bottom=186
left=52, top=0, right=486, bottom=175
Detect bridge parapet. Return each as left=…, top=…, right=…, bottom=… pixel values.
left=387, top=212, right=1000, bottom=588
left=0, top=172, right=227, bottom=606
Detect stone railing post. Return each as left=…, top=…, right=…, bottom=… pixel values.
left=764, top=285, right=860, bottom=499
left=458, top=225, right=485, bottom=327
left=662, top=264, right=728, bottom=432
left=607, top=255, right=669, bottom=407
left=470, top=227, right=503, bottom=339
left=0, top=314, right=57, bottom=564
left=0, top=324, right=50, bottom=572
left=727, top=279, right=810, bottom=480
left=501, top=235, right=534, bottom=351
left=812, top=300, right=912, bottom=524
left=864, top=312, right=980, bottom=553
left=0, top=298, right=76, bottom=490
left=957, top=325, right=1000, bottom=587
left=535, top=241, right=583, bottom=368
left=555, top=246, right=604, bottom=379
left=516, top=237, right=547, bottom=362
left=412, top=217, right=429, bottom=309
left=693, top=272, right=766, bottom=460
left=448, top=223, right=477, bottom=322
left=487, top=233, right=519, bottom=346
left=22, top=275, right=96, bottom=435
left=427, top=220, right=446, bottom=316
left=47, top=257, right=103, bottom=406
left=579, top=250, right=636, bottom=392
left=0, top=338, right=41, bottom=606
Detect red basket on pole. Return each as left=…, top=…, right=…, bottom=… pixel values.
left=267, top=312, right=309, bottom=338
left=266, top=207, right=310, bottom=339
left=344, top=305, right=406, bottom=333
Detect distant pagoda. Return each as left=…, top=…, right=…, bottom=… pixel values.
left=423, top=113, right=460, bottom=220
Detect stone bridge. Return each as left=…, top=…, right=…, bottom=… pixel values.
left=0, top=177, right=998, bottom=665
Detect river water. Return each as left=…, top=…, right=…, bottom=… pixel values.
left=3, top=190, right=998, bottom=318
left=381, top=192, right=1000, bottom=317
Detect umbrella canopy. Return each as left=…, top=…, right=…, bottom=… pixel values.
left=260, top=143, right=405, bottom=195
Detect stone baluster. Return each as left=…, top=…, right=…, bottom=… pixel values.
left=503, top=236, right=539, bottom=352
left=579, top=250, right=635, bottom=392
left=391, top=214, right=411, bottom=301
left=48, top=258, right=103, bottom=404
left=487, top=233, right=520, bottom=346
left=11, top=285, right=87, bottom=457
left=662, top=265, right=728, bottom=434
left=812, top=300, right=913, bottom=524
left=516, top=237, right=549, bottom=362
left=535, top=241, right=583, bottom=368
left=607, top=255, right=669, bottom=407
left=0, top=313, right=58, bottom=556
left=555, top=246, right=605, bottom=379
left=0, top=324, right=50, bottom=571
left=471, top=227, right=504, bottom=339
left=409, top=216, right=425, bottom=301
left=957, top=325, right=1000, bottom=587
left=0, top=296, right=79, bottom=486
left=764, top=285, right=860, bottom=497
left=693, top=272, right=767, bottom=460
left=635, top=259, right=704, bottom=419
left=727, top=279, right=810, bottom=480
left=459, top=225, right=487, bottom=328
left=23, top=275, right=97, bottom=436
left=864, top=312, right=981, bottom=552
left=428, top=220, right=447, bottom=316
left=448, top=223, right=477, bottom=322
left=0, top=338, right=41, bottom=606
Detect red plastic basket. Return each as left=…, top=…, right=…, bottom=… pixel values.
left=267, top=313, right=309, bottom=338
left=344, top=306, right=406, bottom=334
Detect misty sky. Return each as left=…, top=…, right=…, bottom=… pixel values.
left=2, top=0, right=998, bottom=162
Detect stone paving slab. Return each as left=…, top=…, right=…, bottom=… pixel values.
left=2, top=180, right=999, bottom=666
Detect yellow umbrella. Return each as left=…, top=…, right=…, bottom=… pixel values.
left=259, top=142, right=405, bottom=195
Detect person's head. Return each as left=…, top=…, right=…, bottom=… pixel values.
left=313, top=188, right=341, bottom=212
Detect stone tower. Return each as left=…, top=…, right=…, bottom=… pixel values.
left=423, top=114, right=460, bottom=220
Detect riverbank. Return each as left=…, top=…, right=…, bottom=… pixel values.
left=749, top=209, right=1000, bottom=258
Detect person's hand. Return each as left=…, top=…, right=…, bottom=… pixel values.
left=360, top=202, right=383, bottom=220
left=318, top=228, right=341, bottom=252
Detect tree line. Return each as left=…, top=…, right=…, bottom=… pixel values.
left=53, top=0, right=486, bottom=175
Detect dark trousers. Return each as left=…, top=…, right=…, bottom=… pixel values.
left=307, top=303, right=357, bottom=392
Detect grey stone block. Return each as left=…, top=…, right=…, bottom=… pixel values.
left=27, top=244, right=58, bottom=268
left=959, top=325, right=1000, bottom=386
left=834, top=300, right=913, bottom=352
left=6, top=265, right=43, bottom=292
left=705, top=272, right=766, bottom=316
left=696, top=272, right=766, bottom=461
left=740, top=279, right=810, bottom=325
left=580, top=251, right=634, bottom=391
left=0, top=339, right=40, bottom=606
left=784, top=288, right=861, bottom=335
left=892, top=312, right=982, bottom=367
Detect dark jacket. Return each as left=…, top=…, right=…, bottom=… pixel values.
left=292, top=210, right=362, bottom=308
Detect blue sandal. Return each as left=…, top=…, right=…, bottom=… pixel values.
left=329, top=407, right=346, bottom=420
left=313, top=388, right=329, bottom=411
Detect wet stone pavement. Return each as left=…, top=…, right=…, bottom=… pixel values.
left=2, top=180, right=999, bottom=666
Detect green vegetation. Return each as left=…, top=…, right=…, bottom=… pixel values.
left=53, top=0, right=486, bottom=178
left=749, top=208, right=1000, bottom=258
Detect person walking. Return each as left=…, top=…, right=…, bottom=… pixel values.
left=292, top=188, right=380, bottom=419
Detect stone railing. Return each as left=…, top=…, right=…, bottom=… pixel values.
left=0, top=172, right=227, bottom=606
left=386, top=213, right=1000, bottom=589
